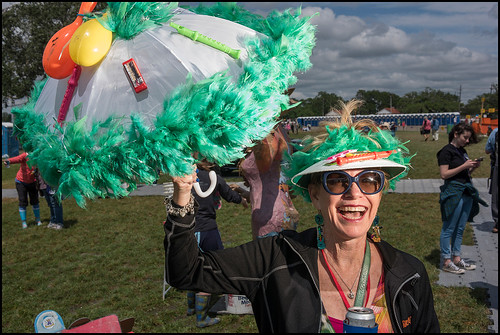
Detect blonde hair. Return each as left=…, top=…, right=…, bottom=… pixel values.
left=302, top=100, right=383, bottom=151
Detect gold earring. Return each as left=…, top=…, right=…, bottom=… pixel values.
left=370, top=215, right=382, bottom=242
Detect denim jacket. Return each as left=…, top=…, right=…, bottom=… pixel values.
left=439, top=180, right=488, bottom=222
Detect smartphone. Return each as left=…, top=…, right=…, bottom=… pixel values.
left=475, top=157, right=484, bottom=162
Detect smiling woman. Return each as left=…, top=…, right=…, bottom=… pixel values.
left=163, top=99, right=440, bottom=333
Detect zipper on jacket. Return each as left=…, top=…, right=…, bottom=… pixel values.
left=283, top=238, right=323, bottom=333
left=401, top=290, right=419, bottom=310
left=392, top=273, right=420, bottom=333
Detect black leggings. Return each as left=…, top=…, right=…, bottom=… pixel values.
left=15, top=181, right=39, bottom=207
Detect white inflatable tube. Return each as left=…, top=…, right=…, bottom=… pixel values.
left=193, top=170, right=217, bottom=198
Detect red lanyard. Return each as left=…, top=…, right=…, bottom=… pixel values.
left=321, top=247, right=370, bottom=309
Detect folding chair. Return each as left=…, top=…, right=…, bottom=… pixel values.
left=163, top=263, right=172, bottom=300
left=162, top=217, right=173, bottom=300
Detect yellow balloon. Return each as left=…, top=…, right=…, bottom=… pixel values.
left=69, top=19, right=112, bottom=67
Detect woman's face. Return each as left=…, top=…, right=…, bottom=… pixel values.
left=308, top=169, right=382, bottom=242
left=453, top=130, right=472, bottom=148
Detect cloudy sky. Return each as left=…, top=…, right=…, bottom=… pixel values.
left=3, top=2, right=497, bottom=105
left=182, top=2, right=498, bottom=104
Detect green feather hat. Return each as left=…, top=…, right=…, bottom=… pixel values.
left=282, top=100, right=414, bottom=202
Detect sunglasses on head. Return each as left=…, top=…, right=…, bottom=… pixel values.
left=322, top=170, right=385, bottom=195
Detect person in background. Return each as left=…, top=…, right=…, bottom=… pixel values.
left=184, top=158, right=248, bottom=328
left=390, top=122, right=397, bottom=137
left=163, top=100, right=439, bottom=332
left=379, top=122, right=390, bottom=131
left=485, top=127, right=498, bottom=233
left=152, top=168, right=161, bottom=185
left=431, top=116, right=440, bottom=141
left=239, top=122, right=300, bottom=239
left=3, top=152, right=42, bottom=229
left=421, top=116, right=432, bottom=141
left=36, top=169, right=64, bottom=230
left=437, top=123, right=487, bottom=274
left=284, top=120, right=291, bottom=134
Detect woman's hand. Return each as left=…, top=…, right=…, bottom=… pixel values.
left=230, top=183, right=250, bottom=202
left=465, top=159, right=480, bottom=170
left=240, top=197, right=249, bottom=209
left=439, top=159, right=480, bottom=180
left=468, top=159, right=481, bottom=172
left=172, top=167, right=197, bottom=207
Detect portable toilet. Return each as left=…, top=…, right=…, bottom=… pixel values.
left=2, top=122, right=19, bottom=158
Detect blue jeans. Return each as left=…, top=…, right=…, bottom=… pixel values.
left=44, top=185, right=63, bottom=225
left=194, top=229, right=223, bottom=252
left=440, top=194, right=473, bottom=259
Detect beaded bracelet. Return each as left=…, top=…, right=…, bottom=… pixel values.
left=164, top=194, right=195, bottom=217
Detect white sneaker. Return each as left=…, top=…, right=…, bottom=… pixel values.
left=454, top=259, right=476, bottom=271
left=442, top=262, right=465, bottom=274
left=22, top=222, right=28, bottom=229
left=48, top=223, right=63, bottom=230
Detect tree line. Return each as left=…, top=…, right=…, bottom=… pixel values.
left=2, top=2, right=107, bottom=111
left=2, top=3, right=498, bottom=122
left=285, top=86, right=498, bottom=120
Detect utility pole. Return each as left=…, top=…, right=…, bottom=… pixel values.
left=480, top=96, right=485, bottom=133
left=458, top=85, right=462, bottom=113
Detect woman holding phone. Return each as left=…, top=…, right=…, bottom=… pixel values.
left=437, top=123, right=487, bottom=274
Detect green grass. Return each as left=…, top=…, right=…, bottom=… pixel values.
left=1, top=130, right=493, bottom=333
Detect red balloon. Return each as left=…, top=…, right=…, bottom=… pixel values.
left=42, top=2, right=97, bottom=79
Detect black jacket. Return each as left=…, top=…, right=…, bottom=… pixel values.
left=164, top=203, right=440, bottom=333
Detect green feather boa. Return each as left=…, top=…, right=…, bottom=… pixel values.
left=11, top=2, right=317, bottom=208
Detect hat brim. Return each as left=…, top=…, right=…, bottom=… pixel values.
left=291, top=158, right=407, bottom=189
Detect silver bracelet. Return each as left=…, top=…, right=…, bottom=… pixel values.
left=164, top=194, right=195, bottom=217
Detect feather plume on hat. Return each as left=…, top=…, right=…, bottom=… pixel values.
left=283, top=100, right=414, bottom=202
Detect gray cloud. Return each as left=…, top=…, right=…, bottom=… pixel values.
left=5, top=2, right=497, bottom=106
left=288, top=3, right=498, bottom=103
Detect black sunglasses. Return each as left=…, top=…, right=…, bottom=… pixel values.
left=322, top=170, right=385, bottom=195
